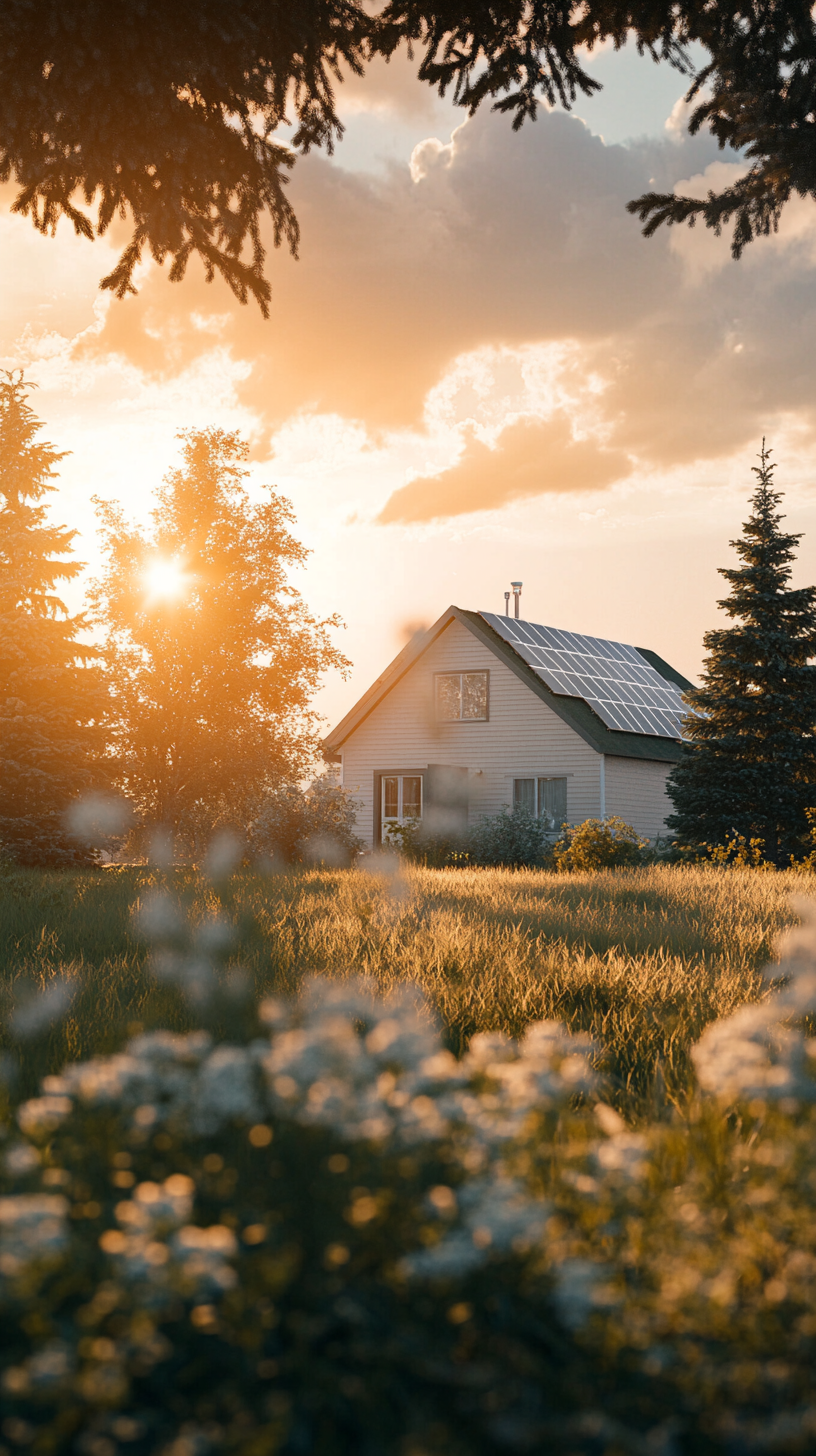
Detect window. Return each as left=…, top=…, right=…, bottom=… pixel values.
left=382, top=775, right=422, bottom=825
left=513, top=777, right=568, bottom=828
left=435, top=671, right=489, bottom=721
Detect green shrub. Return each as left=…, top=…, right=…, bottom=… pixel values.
left=469, top=805, right=552, bottom=867
left=552, top=816, right=648, bottom=872
left=248, top=776, right=363, bottom=866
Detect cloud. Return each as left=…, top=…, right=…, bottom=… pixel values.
left=379, top=416, right=632, bottom=522
left=7, top=88, right=813, bottom=522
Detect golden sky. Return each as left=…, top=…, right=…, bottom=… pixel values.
left=3, top=43, right=816, bottom=730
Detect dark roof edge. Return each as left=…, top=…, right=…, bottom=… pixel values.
left=323, top=606, right=685, bottom=764
left=460, top=610, right=683, bottom=763
left=635, top=647, right=696, bottom=694
left=323, top=609, right=459, bottom=751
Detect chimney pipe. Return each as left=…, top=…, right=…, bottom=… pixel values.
left=511, top=581, right=522, bottom=620
left=504, top=590, right=511, bottom=617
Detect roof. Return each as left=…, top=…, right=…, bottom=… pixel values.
left=323, top=606, right=695, bottom=764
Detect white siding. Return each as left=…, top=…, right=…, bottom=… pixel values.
left=603, top=755, right=673, bottom=839
left=340, top=619, right=602, bottom=847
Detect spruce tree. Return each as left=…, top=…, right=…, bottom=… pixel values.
left=0, top=373, right=107, bottom=865
left=667, top=444, right=816, bottom=864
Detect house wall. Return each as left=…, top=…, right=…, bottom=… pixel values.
left=603, top=755, right=673, bottom=840
left=339, top=618, right=603, bottom=847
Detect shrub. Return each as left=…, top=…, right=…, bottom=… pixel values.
left=469, top=805, right=552, bottom=867
left=552, top=816, right=648, bottom=872
left=248, top=775, right=363, bottom=866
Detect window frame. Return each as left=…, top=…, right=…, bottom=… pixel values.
left=434, top=670, right=490, bottom=723
left=512, top=775, right=568, bottom=828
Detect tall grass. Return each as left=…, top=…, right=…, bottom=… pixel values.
left=0, top=861, right=804, bottom=1106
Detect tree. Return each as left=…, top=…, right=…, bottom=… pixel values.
left=666, top=444, right=816, bottom=864
left=92, top=428, right=349, bottom=855
left=0, top=1, right=812, bottom=307
left=0, top=373, right=108, bottom=866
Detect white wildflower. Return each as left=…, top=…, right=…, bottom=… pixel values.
left=11, top=978, right=76, bottom=1040
left=0, top=1194, right=69, bottom=1277
left=552, top=1258, right=614, bottom=1330
left=17, top=1095, right=73, bottom=1138
left=192, top=1046, right=261, bottom=1133
left=171, top=1224, right=238, bottom=1295
left=595, top=1132, right=650, bottom=1179
left=4, top=1142, right=40, bottom=1175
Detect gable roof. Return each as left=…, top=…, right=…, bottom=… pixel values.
left=323, top=606, right=695, bottom=763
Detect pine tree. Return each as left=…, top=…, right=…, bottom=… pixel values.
left=0, top=373, right=108, bottom=865
left=92, top=428, right=349, bottom=856
left=667, top=444, right=816, bottom=864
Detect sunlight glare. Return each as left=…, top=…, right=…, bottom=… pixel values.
left=143, top=555, right=190, bottom=604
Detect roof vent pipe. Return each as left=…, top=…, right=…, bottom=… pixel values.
left=511, top=581, right=522, bottom=619
left=504, top=590, right=511, bottom=617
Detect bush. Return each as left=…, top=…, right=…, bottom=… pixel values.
left=248, top=775, right=363, bottom=866
left=552, top=816, right=648, bottom=872
left=469, top=805, right=552, bottom=867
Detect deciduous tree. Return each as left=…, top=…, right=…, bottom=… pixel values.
left=667, top=445, right=816, bottom=863
left=92, top=428, right=349, bottom=855
left=0, top=373, right=107, bottom=866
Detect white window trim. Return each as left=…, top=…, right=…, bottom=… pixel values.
left=381, top=774, right=424, bottom=824
left=434, top=670, right=490, bottom=723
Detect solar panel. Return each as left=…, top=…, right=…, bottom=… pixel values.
left=480, top=612, right=689, bottom=739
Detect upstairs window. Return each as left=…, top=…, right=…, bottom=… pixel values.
left=435, top=671, right=489, bottom=722
left=513, top=777, right=568, bottom=828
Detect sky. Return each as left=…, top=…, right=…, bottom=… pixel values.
left=3, top=42, right=816, bottom=732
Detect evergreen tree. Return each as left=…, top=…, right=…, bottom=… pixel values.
left=92, top=428, right=349, bottom=856
left=0, top=373, right=108, bottom=865
left=667, top=444, right=816, bottom=864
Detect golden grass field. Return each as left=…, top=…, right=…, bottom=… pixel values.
left=0, top=861, right=808, bottom=1108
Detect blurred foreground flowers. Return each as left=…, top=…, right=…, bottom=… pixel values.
left=5, top=899, right=816, bottom=1452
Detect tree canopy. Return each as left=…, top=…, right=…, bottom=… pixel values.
left=1, top=0, right=813, bottom=311
left=666, top=444, right=816, bottom=864
left=92, top=427, right=349, bottom=855
left=0, top=373, right=108, bottom=866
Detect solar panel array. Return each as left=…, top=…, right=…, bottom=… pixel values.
left=479, top=612, right=688, bottom=738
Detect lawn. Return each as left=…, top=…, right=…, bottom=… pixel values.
left=0, top=860, right=804, bottom=1108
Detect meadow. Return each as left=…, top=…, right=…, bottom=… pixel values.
left=5, top=861, right=816, bottom=1454
left=0, top=859, right=804, bottom=1108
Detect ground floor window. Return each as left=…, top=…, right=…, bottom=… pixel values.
left=382, top=774, right=423, bottom=827
left=513, top=777, right=567, bottom=828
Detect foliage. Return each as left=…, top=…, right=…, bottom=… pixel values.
left=92, top=429, right=348, bottom=858
left=383, top=815, right=471, bottom=868
left=1, top=2, right=813, bottom=307
left=469, top=805, right=552, bottom=867
left=667, top=445, right=816, bottom=866
left=0, top=374, right=108, bottom=868
left=0, top=861, right=796, bottom=1111
left=247, top=774, right=364, bottom=866
left=552, top=817, right=649, bottom=872
left=6, top=885, right=816, bottom=1451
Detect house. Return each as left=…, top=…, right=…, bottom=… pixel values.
left=322, top=605, right=694, bottom=848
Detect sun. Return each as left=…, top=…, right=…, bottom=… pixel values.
left=143, top=555, right=190, bottom=604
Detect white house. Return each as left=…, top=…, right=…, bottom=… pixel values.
left=322, top=605, right=693, bottom=847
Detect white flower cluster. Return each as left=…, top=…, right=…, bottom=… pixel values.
left=693, top=902, right=816, bottom=1103
left=0, top=1194, right=69, bottom=1280
left=8, top=975, right=597, bottom=1283
left=100, top=1176, right=236, bottom=1297
left=17, top=977, right=595, bottom=1156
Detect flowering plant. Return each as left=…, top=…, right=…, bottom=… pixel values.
left=5, top=889, right=816, bottom=1453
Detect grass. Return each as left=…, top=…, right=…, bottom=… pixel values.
left=0, top=861, right=806, bottom=1108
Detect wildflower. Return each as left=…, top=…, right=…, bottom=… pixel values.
left=11, top=977, right=76, bottom=1040
left=0, top=1194, right=69, bottom=1277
